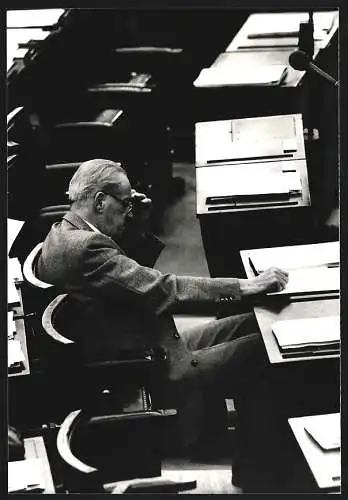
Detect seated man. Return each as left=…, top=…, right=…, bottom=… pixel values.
left=37, top=158, right=298, bottom=492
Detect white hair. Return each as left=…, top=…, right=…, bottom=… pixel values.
left=68, top=159, right=127, bottom=203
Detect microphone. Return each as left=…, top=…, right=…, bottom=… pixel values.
left=289, top=50, right=339, bottom=87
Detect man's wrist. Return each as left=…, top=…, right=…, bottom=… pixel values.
left=239, top=278, right=260, bottom=296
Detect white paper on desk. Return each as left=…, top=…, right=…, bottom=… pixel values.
left=8, top=311, right=16, bottom=339
left=8, top=458, right=45, bottom=492
left=232, top=114, right=297, bottom=142
left=7, top=9, right=64, bottom=28
left=304, top=413, right=340, bottom=451
left=7, top=218, right=24, bottom=253
left=8, top=339, right=25, bottom=368
left=194, top=65, right=287, bottom=87
left=268, top=266, right=340, bottom=296
left=249, top=241, right=339, bottom=273
left=244, top=11, right=336, bottom=40
left=272, top=315, right=340, bottom=349
left=198, top=163, right=301, bottom=198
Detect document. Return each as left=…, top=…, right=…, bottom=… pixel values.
left=7, top=218, right=24, bottom=253
left=232, top=114, right=297, bottom=143
left=244, top=11, right=336, bottom=41
left=194, top=65, right=288, bottom=87
left=272, top=315, right=340, bottom=350
left=248, top=241, right=339, bottom=274
left=268, top=266, right=339, bottom=296
left=304, top=413, right=340, bottom=451
left=8, top=458, right=45, bottom=493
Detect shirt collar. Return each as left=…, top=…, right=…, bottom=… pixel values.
left=81, top=217, right=101, bottom=234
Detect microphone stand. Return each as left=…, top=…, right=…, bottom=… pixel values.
left=299, top=10, right=315, bottom=140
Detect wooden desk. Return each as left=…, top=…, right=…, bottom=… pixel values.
left=7, top=28, right=50, bottom=71
left=211, top=49, right=304, bottom=88
left=240, top=245, right=340, bottom=364
left=196, top=115, right=313, bottom=277
left=8, top=436, right=56, bottom=493
left=288, top=414, right=340, bottom=491
left=226, top=11, right=338, bottom=53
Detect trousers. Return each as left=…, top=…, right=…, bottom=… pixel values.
left=169, top=312, right=308, bottom=492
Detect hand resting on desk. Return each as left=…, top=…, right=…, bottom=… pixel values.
left=239, top=267, right=289, bottom=296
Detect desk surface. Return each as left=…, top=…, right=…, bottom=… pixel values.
left=24, top=436, right=55, bottom=493
left=240, top=245, right=340, bottom=364
left=288, top=414, right=340, bottom=491
left=227, top=11, right=338, bottom=53
left=211, top=49, right=305, bottom=88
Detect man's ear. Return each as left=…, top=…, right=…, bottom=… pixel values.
left=94, top=191, right=106, bottom=213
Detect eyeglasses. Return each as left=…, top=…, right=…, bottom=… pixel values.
left=104, top=192, right=133, bottom=214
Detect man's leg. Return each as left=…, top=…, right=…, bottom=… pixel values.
left=181, top=316, right=309, bottom=492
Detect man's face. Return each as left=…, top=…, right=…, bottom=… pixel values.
left=99, top=174, right=132, bottom=238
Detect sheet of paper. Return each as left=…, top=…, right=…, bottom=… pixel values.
left=8, top=458, right=45, bottom=493
left=304, top=413, right=340, bottom=451
left=249, top=241, right=339, bottom=273
left=232, top=114, right=297, bottom=142
left=194, top=65, right=287, bottom=87
left=8, top=339, right=25, bottom=368
left=7, top=9, right=64, bottom=28
left=7, top=218, right=24, bottom=253
left=198, top=162, right=302, bottom=199
left=268, top=266, right=339, bottom=296
left=272, top=315, right=340, bottom=349
left=244, top=11, right=336, bottom=40
left=8, top=311, right=16, bottom=339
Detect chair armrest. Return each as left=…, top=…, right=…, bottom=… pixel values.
left=87, top=84, right=152, bottom=94
left=45, top=162, right=81, bottom=172
left=119, top=477, right=196, bottom=493
left=53, top=121, right=118, bottom=129
left=115, top=47, right=183, bottom=55
left=23, top=242, right=53, bottom=289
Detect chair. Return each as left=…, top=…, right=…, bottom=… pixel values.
left=56, top=408, right=196, bottom=493
left=41, top=293, right=194, bottom=494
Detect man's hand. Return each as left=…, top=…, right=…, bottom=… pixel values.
left=239, top=267, right=289, bottom=296
left=127, top=189, right=152, bottom=235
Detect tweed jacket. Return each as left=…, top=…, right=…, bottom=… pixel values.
left=37, top=211, right=242, bottom=384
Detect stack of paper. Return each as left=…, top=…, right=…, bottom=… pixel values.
left=8, top=458, right=46, bottom=493
left=268, top=266, right=340, bottom=296
left=194, top=65, right=288, bottom=87
left=304, top=413, right=340, bottom=451
left=248, top=241, right=339, bottom=273
left=272, top=315, right=340, bottom=352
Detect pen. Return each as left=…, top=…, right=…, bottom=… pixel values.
left=248, top=257, right=259, bottom=277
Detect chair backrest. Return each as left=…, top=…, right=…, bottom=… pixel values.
left=22, top=242, right=52, bottom=289
left=42, top=293, right=74, bottom=345
left=56, top=407, right=186, bottom=494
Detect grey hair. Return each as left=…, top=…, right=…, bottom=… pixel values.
left=68, top=159, right=127, bottom=203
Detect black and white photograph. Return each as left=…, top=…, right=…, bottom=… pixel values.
left=6, top=5, right=341, bottom=494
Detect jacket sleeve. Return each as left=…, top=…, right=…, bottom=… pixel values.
left=82, top=233, right=242, bottom=314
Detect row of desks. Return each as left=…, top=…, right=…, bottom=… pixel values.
left=239, top=241, right=340, bottom=492
left=193, top=11, right=340, bottom=491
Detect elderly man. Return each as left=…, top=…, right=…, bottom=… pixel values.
left=37, top=159, right=296, bottom=492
